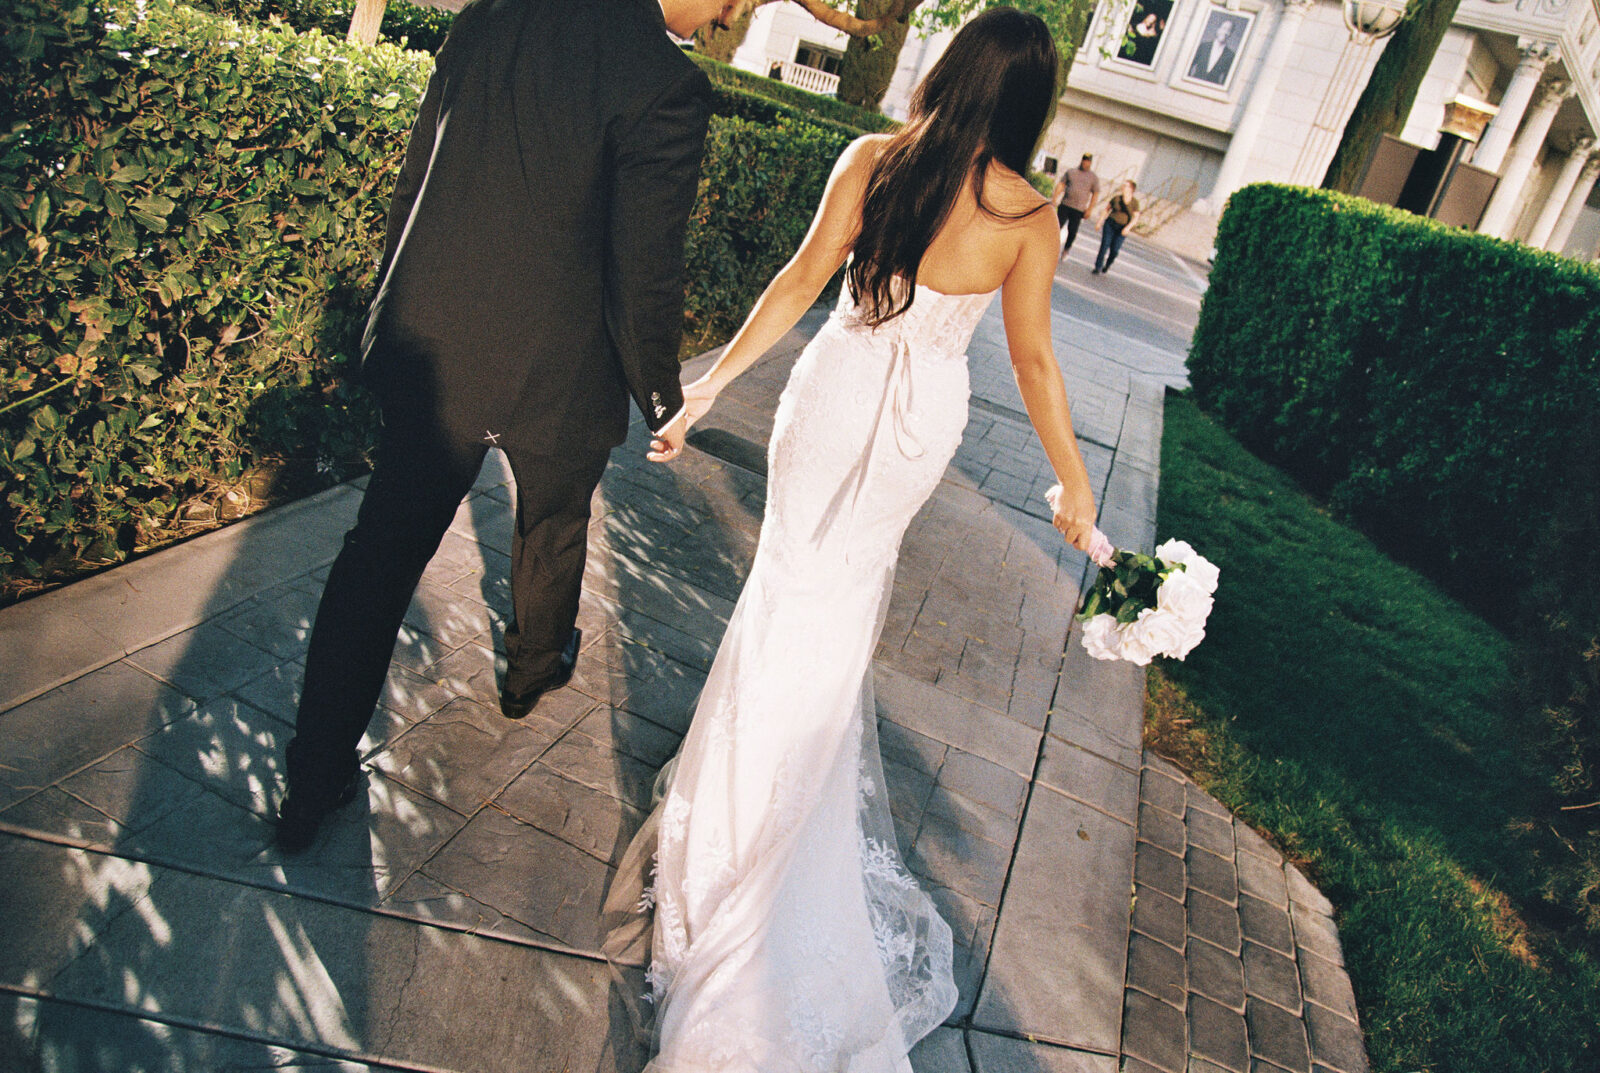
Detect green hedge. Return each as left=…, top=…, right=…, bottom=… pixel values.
left=189, top=0, right=453, bottom=53
left=1191, top=183, right=1600, bottom=814
left=687, top=52, right=899, bottom=135
left=0, top=0, right=851, bottom=592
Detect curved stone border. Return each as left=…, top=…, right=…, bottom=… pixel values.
left=1121, top=753, right=1370, bottom=1073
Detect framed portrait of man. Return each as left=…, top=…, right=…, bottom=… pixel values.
left=1117, top=0, right=1174, bottom=69
left=1183, top=7, right=1253, bottom=90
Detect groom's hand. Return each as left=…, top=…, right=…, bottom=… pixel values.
left=646, top=410, right=689, bottom=463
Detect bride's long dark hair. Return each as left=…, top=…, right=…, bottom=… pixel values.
left=847, top=7, right=1057, bottom=327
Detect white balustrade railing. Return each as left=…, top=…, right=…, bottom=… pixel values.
left=776, top=60, right=841, bottom=97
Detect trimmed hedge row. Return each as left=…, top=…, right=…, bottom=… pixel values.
left=189, top=0, right=453, bottom=53
left=1191, top=183, right=1600, bottom=810
left=0, top=0, right=848, bottom=591
left=686, top=52, right=899, bottom=135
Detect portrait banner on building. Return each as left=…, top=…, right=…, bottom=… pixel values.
left=1182, top=6, right=1253, bottom=91
left=1118, top=0, right=1175, bottom=69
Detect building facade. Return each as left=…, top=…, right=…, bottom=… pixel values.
left=726, top=0, right=1600, bottom=260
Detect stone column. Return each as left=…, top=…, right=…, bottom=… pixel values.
left=1528, top=138, right=1596, bottom=248
left=1548, top=152, right=1600, bottom=253
left=1478, top=79, right=1572, bottom=238
left=1473, top=39, right=1559, bottom=174
left=1194, top=0, right=1317, bottom=214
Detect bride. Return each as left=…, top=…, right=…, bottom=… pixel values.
left=604, top=9, right=1101, bottom=1070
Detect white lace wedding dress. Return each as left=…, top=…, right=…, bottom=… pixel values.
left=605, top=280, right=997, bottom=1072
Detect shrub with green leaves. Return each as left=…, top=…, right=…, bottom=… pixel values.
left=189, top=0, right=454, bottom=53
left=687, top=52, right=899, bottom=135
left=1, top=0, right=428, bottom=580
left=1192, top=183, right=1600, bottom=854
left=0, top=0, right=856, bottom=595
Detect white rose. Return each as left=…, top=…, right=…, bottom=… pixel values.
left=1155, top=538, right=1196, bottom=564
left=1156, top=569, right=1215, bottom=624
left=1111, top=609, right=1161, bottom=665
left=1080, top=614, right=1123, bottom=661
left=1155, top=540, right=1220, bottom=594
left=1124, top=607, right=1192, bottom=661
left=1166, top=618, right=1207, bottom=660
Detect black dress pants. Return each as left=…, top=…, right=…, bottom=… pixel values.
left=287, top=404, right=610, bottom=795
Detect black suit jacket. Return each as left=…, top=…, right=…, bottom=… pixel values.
left=361, top=0, right=712, bottom=453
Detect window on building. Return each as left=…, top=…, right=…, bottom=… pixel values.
left=794, top=43, right=844, bottom=76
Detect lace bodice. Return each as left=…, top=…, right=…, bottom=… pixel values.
left=829, top=280, right=997, bottom=363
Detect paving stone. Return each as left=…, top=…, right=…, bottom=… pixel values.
left=1303, top=1001, right=1369, bottom=1073
left=976, top=785, right=1135, bottom=1054
left=911, top=1026, right=973, bottom=1073
left=884, top=756, right=936, bottom=833
left=35, top=839, right=640, bottom=1072
left=262, top=771, right=471, bottom=903
left=938, top=747, right=1030, bottom=818
left=1138, top=798, right=1186, bottom=855
left=1186, top=807, right=1236, bottom=859
left=371, top=696, right=556, bottom=813
left=1187, top=844, right=1240, bottom=906
left=968, top=1031, right=1118, bottom=1072
left=1286, top=863, right=1335, bottom=917
left=495, top=762, right=648, bottom=865
left=214, top=585, right=321, bottom=660
left=1132, top=885, right=1187, bottom=951
left=1036, top=735, right=1139, bottom=824
left=1186, top=783, right=1231, bottom=821
left=0, top=787, right=124, bottom=846
left=878, top=717, right=949, bottom=776
left=1239, top=893, right=1295, bottom=956
left=1127, top=931, right=1187, bottom=1008
left=1188, top=889, right=1242, bottom=956
left=126, top=623, right=284, bottom=702
left=569, top=704, right=681, bottom=769
left=1242, top=940, right=1303, bottom=1015
left=2, top=991, right=381, bottom=1073
left=1246, top=997, right=1312, bottom=1073
left=1139, top=762, right=1187, bottom=817
left=1233, top=819, right=1281, bottom=864
left=1188, top=993, right=1249, bottom=1073
left=1121, top=988, right=1186, bottom=1073
left=910, top=810, right=1012, bottom=908
left=1189, top=1061, right=1235, bottom=1073
left=0, top=661, right=194, bottom=811
left=1299, top=949, right=1359, bottom=1023
left=56, top=746, right=208, bottom=835
left=1289, top=902, right=1344, bottom=966
left=132, top=696, right=290, bottom=816
left=420, top=805, right=614, bottom=952
left=1236, top=849, right=1289, bottom=909
left=1134, top=841, right=1186, bottom=902
left=536, top=720, right=663, bottom=811
left=1187, top=936, right=1246, bottom=1012
left=876, top=665, right=1039, bottom=777
left=1121, top=1060, right=1168, bottom=1073
left=924, top=784, right=1023, bottom=849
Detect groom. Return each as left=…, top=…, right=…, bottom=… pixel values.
left=276, top=0, right=738, bottom=852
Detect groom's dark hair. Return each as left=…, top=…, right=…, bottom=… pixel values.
left=848, top=7, right=1057, bottom=327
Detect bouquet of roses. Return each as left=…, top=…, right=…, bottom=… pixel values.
left=1074, top=536, right=1218, bottom=664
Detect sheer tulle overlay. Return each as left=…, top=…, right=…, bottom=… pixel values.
left=604, top=282, right=996, bottom=1071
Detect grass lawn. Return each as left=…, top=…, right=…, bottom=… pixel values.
left=1149, top=393, right=1600, bottom=1072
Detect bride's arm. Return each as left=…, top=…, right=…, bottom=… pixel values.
left=1000, top=213, right=1100, bottom=553
left=684, top=134, right=884, bottom=403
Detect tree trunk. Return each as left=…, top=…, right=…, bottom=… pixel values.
left=1322, top=0, right=1464, bottom=193
left=836, top=0, right=911, bottom=110
left=695, top=6, right=755, bottom=64
left=346, top=0, right=386, bottom=46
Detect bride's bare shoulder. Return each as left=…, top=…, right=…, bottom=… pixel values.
left=984, top=162, right=1050, bottom=214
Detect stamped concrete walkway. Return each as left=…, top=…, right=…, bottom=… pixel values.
left=0, top=236, right=1369, bottom=1073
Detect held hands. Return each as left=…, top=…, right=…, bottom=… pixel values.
left=646, top=377, right=720, bottom=464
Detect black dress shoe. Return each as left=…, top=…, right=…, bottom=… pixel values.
left=274, top=770, right=361, bottom=854
left=500, top=628, right=582, bottom=720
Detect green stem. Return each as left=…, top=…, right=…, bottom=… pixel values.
left=0, top=376, right=76, bottom=418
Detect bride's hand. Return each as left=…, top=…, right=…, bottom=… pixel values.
left=1045, top=482, right=1102, bottom=559
left=682, top=376, right=718, bottom=428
